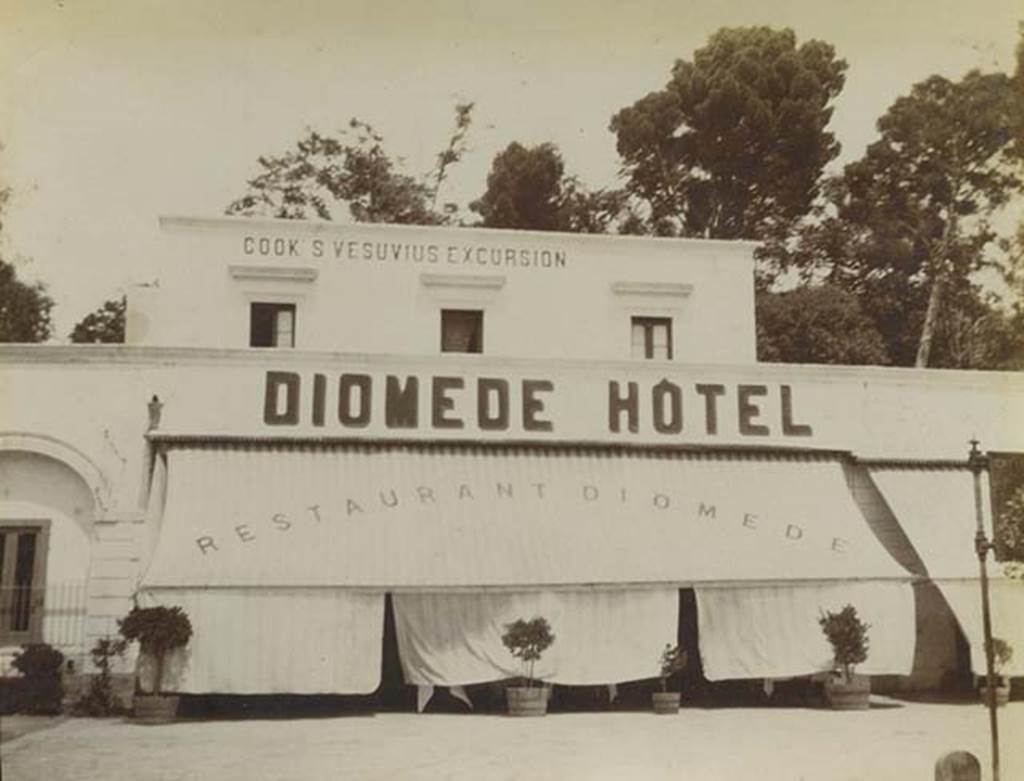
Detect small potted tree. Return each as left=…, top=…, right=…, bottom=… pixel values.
left=652, top=643, right=688, bottom=714
left=501, top=616, right=555, bottom=717
left=118, top=605, right=192, bottom=724
left=818, top=604, right=871, bottom=710
left=978, top=637, right=1013, bottom=708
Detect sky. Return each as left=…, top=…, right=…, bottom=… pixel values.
left=1, top=0, right=1021, bottom=339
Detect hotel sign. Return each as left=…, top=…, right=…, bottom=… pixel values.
left=262, top=370, right=816, bottom=441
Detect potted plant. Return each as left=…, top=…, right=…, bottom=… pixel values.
left=818, top=604, right=871, bottom=710
left=978, top=637, right=1013, bottom=708
left=651, top=643, right=687, bottom=714
left=501, top=616, right=555, bottom=717
left=118, top=605, right=192, bottom=724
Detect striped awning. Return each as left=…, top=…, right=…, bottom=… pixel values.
left=140, top=442, right=908, bottom=590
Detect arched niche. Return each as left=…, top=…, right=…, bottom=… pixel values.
left=0, top=432, right=112, bottom=517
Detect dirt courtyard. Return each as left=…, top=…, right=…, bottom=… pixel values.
left=2, top=698, right=1020, bottom=781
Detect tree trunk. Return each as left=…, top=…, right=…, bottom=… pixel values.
left=153, top=652, right=165, bottom=696
left=915, top=273, right=945, bottom=367
left=915, top=208, right=959, bottom=368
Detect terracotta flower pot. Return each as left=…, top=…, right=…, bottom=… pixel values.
left=978, top=677, right=1010, bottom=708
left=651, top=691, right=681, bottom=714
left=133, top=694, right=180, bottom=724
left=823, top=673, right=870, bottom=710
left=506, top=686, right=548, bottom=717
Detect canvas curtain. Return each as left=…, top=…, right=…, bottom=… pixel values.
left=935, top=579, right=1024, bottom=677
left=694, top=582, right=916, bottom=681
left=867, top=467, right=1024, bottom=676
left=392, top=588, right=678, bottom=687
left=139, top=588, right=385, bottom=694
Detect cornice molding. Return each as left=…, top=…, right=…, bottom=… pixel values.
left=420, top=273, right=507, bottom=291
left=228, top=265, right=318, bottom=283
left=611, top=281, right=694, bottom=298
left=1, top=345, right=1023, bottom=391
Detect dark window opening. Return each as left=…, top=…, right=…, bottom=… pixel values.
left=250, top=303, right=296, bottom=348
left=441, top=310, right=484, bottom=354
left=631, top=316, right=672, bottom=360
left=0, top=527, right=45, bottom=641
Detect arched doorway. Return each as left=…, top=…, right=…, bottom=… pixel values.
left=0, top=440, right=102, bottom=670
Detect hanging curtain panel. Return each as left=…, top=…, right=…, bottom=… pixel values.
left=868, top=467, right=989, bottom=580
left=868, top=466, right=1024, bottom=676
left=140, top=588, right=385, bottom=694
left=134, top=451, right=169, bottom=590
left=694, top=581, right=916, bottom=681
left=392, top=588, right=678, bottom=687
left=934, top=579, right=1024, bottom=677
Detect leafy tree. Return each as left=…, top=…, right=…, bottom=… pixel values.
left=428, top=101, right=475, bottom=212
left=931, top=290, right=1024, bottom=370
left=818, top=604, right=870, bottom=682
left=470, top=141, right=628, bottom=233
left=0, top=261, right=52, bottom=342
left=560, top=182, right=632, bottom=234
left=227, top=104, right=474, bottom=224
left=991, top=452, right=1024, bottom=570
left=756, top=285, right=889, bottom=365
left=471, top=142, right=565, bottom=230
left=610, top=27, right=846, bottom=240
left=781, top=68, right=1023, bottom=367
left=501, top=616, right=554, bottom=688
left=70, top=296, right=125, bottom=343
left=118, top=605, right=192, bottom=695
left=0, top=185, right=53, bottom=342
left=995, top=484, right=1024, bottom=563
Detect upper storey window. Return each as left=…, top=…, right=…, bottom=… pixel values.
left=441, top=309, right=483, bottom=354
left=631, top=316, right=672, bottom=360
left=250, top=303, right=296, bottom=348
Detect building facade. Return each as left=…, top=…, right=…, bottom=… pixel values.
left=1, top=216, right=1022, bottom=704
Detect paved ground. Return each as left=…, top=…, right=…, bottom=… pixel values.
left=0, top=714, right=66, bottom=744
left=1, top=698, right=1020, bottom=780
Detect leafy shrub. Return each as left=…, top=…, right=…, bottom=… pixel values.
left=818, top=604, right=870, bottom=681
left=11, top=643, right=65, bottom=714
left=11, top=643, right=63, bottom=678
left=75, top=636, right=127, bottom=716
left=501, top=617, right=554, bottom=688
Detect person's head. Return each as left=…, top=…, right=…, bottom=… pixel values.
left=934, top=750, right=980, bottom=781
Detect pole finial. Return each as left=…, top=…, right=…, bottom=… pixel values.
left=967, top=438, right=987, bottom=474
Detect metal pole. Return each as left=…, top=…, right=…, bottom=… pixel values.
left=968, top=439, right=998, bottom=781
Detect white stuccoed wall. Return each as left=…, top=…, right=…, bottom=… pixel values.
left=130, top=216, right=758, bottom=364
